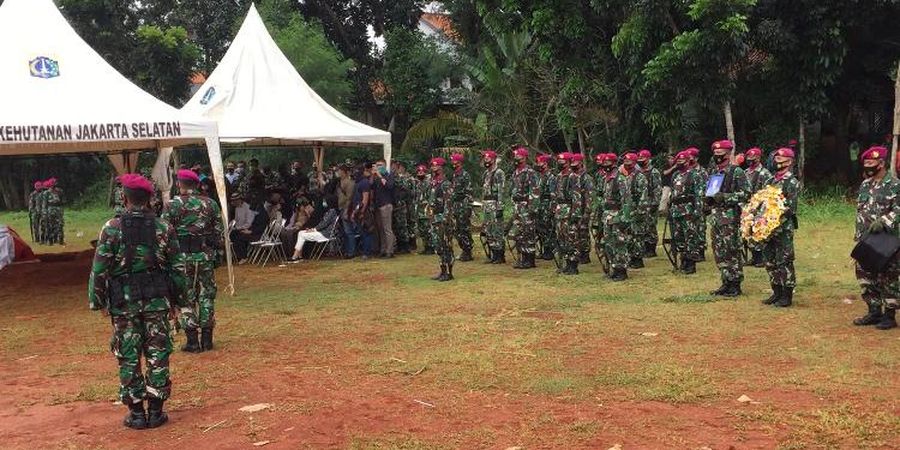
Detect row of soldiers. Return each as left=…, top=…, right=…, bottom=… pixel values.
left=27, top=178, right=65, bottom=245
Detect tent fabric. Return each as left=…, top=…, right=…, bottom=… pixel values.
left=0, top=0, right=233, bottom=291
left=182, top=4, right=392, bottom=165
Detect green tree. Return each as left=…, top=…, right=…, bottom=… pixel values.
left=131, top=25, right=201, bottom=106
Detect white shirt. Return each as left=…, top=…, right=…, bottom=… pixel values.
left=233, top=202, right=254, bottom=230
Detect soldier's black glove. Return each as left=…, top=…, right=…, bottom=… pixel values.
left=869, top=218, right=888, bottom=234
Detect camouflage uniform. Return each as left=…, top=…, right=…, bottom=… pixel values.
left=764, top=171, right=800, bottom=289
left=708, top=164, right=751, bottom=286
left=744, top=162, right=772, bottom=263
left=28, top=188, right=43, bottom=242
left=450, top=168, right=474, bottom=255
left=482, top=166, right=506, bottom=254
left=392, top=172, right=414, bottom=251
left=43, top=187, right=64, bottom=245
left=508, top=165, right=540, bottom=259
left=263, top=169, right=284, bottom=192
left=695, top=164, right=709, bottom=258
left=600, top=169, right=633, bottom=273
left=855, top=173, right=900, bottom=322
left=88, top=208, right=190, bottom=405
left=556, top=170, right=584, bottom=270
left=415, top=175, right=434, bottom=252
left=643, top=165, right=663, bottom=253
left=670, top=167, right=705, bottom=266
left=537, top=169, right=557, bottom=258
left=577, top=171, right=595, bottom=263
left=625, top=168, right=650, bottom=264
left=237, top=169, right=266, bottom=208
left=428, top=173, right=455, bottom=277
left=162, top=191, right=223, bottom=333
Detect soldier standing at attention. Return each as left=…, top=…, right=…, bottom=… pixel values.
left=598, top=153, right=633, bottom=281
left=707, top=140, right=751, bottom=297
left=558, top=153, right=586, bottom=275
left=761, top=148, right=800, bottom=308
left=743, top=147, right=772, bottom=267
left=89, top=174, right=190, bottom=430
left=391, top=160, right=414, bottom=254
left=428, top=158, right=455, bottom=281
left=43, top=178, right=64, bottom=245
left=549, top=153, right=568, bottom=260
left=687, top=148, right=708, bottom=261
left=162, top=169, right=223, bottom=352
left=449, top=153, right=474, bottom=262
left=670, top=150, right=704, bottom=274
left=851, top=147, right=899, bottom=330
left=508, top=147, right=540, bottom=269
left=535, top=154, right=556, bottom=261
left=414, top=164, right=434, bottom=255
left=575, top=153, right=595, bottom=265
left=481, top=150, right=506, bottom=264
left=622, top=152, right=649, bottom=269
left=28, top=181, right=44, bottom=243
left=638, top=150, right=662, bottom=257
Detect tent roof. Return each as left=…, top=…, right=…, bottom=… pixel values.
left=182, top=4, right=391, bottom=150
left=0, top=0, right=219, bottom=156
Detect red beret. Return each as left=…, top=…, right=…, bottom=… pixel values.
left=775, top=148, right=795, bottom=159
left=712, top=140, right=734, bottom=151
left=430, top=157, right=446, bottom=167
left=594, top=153, right=605, bottom=164
left=570, top=153, right=584, bottom=163
left=44, top=178, right=57, bottom=188
left=118, top=174, right=154, bottom=194
left=745, top=147, right=762, bottom=158
left=558, top=152, right=572, bottom=161
left=638, top=149, right=652, bottom=160
left=177, top=169, right=200, bottom=183
left=513, top=147, right=529, bottom=158
left=734, top=153, right=745, bottom=166
left=861, top=146, right=888, bottom=162
left=481, top=149, right=497, bottom=159
left=450, top=153, right=465, bottom=163
left=536, top=154, right=551, bottom=164
left=416, top=164, right=427, bottom=172
left=624, top=152, right=638, bottom=162
left=685, top=148, right=699, bottom=158
left=676, top=151, right=689, bottom=160
left=34, top=181, right=43, bottom=189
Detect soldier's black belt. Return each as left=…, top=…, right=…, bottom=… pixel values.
left=483, top=195, right=498, bottom=201
left=109, top=271, right=173, bottom=308
left=179, top=235, right=211, bottom=253
left=671, top=196, right=694, bottom=205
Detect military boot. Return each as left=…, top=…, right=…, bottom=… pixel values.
left=875, top=308, right=897, bottom=330
left=181, top=329, right=201, bottom=353
left=562, top=260, right=579, bottom=275
left=432, top=265, right=447, bottom=281
left=123, top=401, right=147, bottom=430
left=440, top=265, right=454, bottom=282
left=681, top=259, right=696, bottom=275
left=494, top=250, right=506, bottom=264
left=751, top=250, right=765, bottom=268
left=458, top=249, right=473, bottom=262
left=513, top=253, right=532, bottom=269
left=643, top=242, right=658, bottom=258
left=775, top=287, right=793, bottom=308
left=629, top=257, right=644, bottom=269
left=710, top=282, right=728, bottom=296
left=147, top=398, right=168, bottom=429
left=610, top=267, right=628, bottom=282
left=721, top=281, right=742, bottom=298
left=201, top=328, right=214, bottom=351
left=541, top=248, right=555, bottom=261
left=853, top=303, right=883, bottom=326
left=762, top=285, right=782, bottom=305
left=579, top=251, right=591, bottom=264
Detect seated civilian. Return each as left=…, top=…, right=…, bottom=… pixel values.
left=289, top=195, right=340, bottom=262
left=229, top=194, right=258, bottom=263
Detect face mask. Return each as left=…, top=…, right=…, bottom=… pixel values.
left=378, top=167, right=387, bottom=176
left=483, top=161, right=492, bottom=168
left=864, top=168, right=878, bottom=178
left=417, top=174, right=426, bottom=180
left=714, top=154, right=728, bottom=164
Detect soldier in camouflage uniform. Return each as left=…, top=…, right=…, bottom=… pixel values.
left=89, top=174, right=190, bottom=430
left=556, top=153, right=586, bottom=275
left=508, top=147, right=540, bottom=269
left=449, top=153, right=474, bottom=261
left=162, top=170, right=223, bottom=353
left=744, top=147, right=772, bottom=267
left=535, top=154, right=556, bottom=260
left=414, top=164, right=434, bottom=255
left=622, top=153, right=649, bottom=269
left=42, top=178, right=64, bottom=245
left=669, top=150, right=704, bottom=274
left=761, top=148, right=800, bottom=308
left=638, top=150, right=662, bottom=257
left=575, top=155, right=595, bottom=265
left=391, top=161, right=414, bottom=254
left=687, top=148, right=708, bottom=261
left=28, top=181, right=44, bottom=243
left=237, top=159, right=266, bottom=209
left=481, top=150, right=506, bottom=264
left=851, top=147, right=899, bottom=329
left=597, top=153, right=632, bottom=281
left=706, top=140, right=751, bottom=297
left=427, top=158, right=455, bottom=281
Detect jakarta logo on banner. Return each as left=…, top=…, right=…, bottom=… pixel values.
left=200, top=87, right=216, bottom=105
left=30, top=56, right=60, bottom=79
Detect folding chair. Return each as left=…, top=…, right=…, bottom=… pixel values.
left=245, top=220, right=274, bottom=264
left=310, top=215, right=343, bottom=261
left=254, top=219, right=287, bottom=267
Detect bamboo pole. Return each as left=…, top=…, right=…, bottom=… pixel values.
left=891, top=61, right=900, bottom=177
left=724, top=101, right=736, bottom=145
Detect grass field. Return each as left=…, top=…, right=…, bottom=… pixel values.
left=1, top=198, right=899, bottom=449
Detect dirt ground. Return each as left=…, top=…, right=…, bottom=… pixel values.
left=1, top=230, right=899, bottom=450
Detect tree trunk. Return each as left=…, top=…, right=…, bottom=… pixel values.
left=798, top=116, right=806, bottom=188
left=892, top=60, right=900, bottom=177
left=724, top=100, right=735, bottom=144
left=577, top=127, right=586, bottom=155
left=831, top=101, right=854, bottom=183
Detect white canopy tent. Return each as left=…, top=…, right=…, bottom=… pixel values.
left=182, top=4, right=392, bottom=168
left=0, top=0, right=233, bottom=291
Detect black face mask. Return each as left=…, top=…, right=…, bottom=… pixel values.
left=416, top=174, right=426, bottom=180
left=714, top=154, right=728, bottom=164
left=863, top=168, right=878, bottom=178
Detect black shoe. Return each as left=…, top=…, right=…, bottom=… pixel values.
left=610, top=268, right=628, bottom=282
left=541, top=249, right=555, bottom=261
left=485, top=249, right=497, bottom=264
left=526, top=253, right=537, bottom=268
left=775, top=287, right=793, bottom=308
left=201, top=328, right=214, bottom=351
left=513, top=253, right=534, bottom=269
left=853, top=303, right=883, bottom=326
left=751, top=251, right=765, bottom=267
left=561, top=260, right=579, bottom=275
left=442, top=265, right=454, bottom=282
left=710, top=283, right=728, bottom=296
left=458, top=250, right=473, bottom=262
left=147, top=399, right=168, bottom=429
left=721, top=281, right=742, bottom=298
left=875, top=309, right=897, bottom=330
left=181, top=329, right=201, bottom=353
left=432, top=265, right=447, bottom=281
left=579, top=252, right=591, bottom=264
left=492, top=250, right=506, bottom=264
left=681, top=259, right=696, bottom=275
left=643, top=242, right=658, bottom=258
left=123, top=402, right=147, bottom=430
left=628, top=257, right=644, bottom=269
